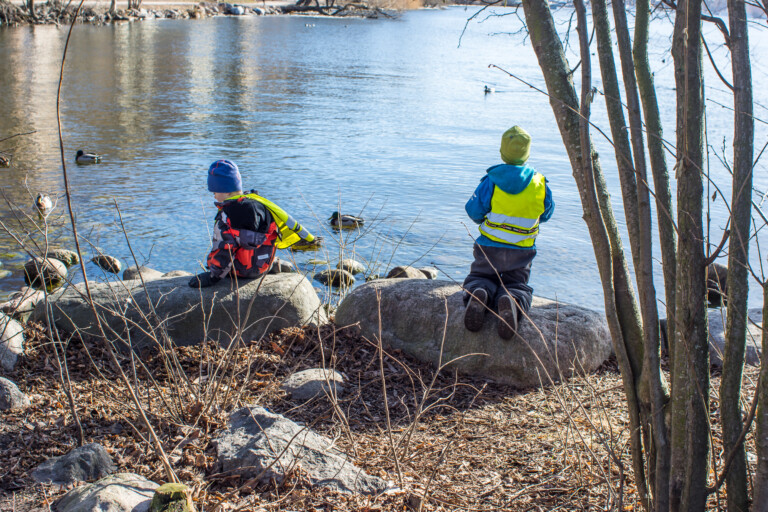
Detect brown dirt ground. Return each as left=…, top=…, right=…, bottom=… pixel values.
left=0, top=321, right=758, bottom=511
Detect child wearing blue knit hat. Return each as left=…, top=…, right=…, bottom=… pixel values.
left=462, top=126, right=555, bottom=339
left=190, top=160, right=316, bottom=288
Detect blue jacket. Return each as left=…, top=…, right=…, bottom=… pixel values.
left=465, top=163, right=555, bottom=249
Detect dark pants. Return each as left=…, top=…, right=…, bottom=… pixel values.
left=462, top=243, right=535, bottom=313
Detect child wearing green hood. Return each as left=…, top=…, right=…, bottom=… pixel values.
left=463, top=126, right=555, bottom=339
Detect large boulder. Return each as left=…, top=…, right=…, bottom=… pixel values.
left=335, top=280, right=612, bottom=389
left=1, top=312, right=25, bottom=372
left=1, top=287, right=46, bottom=317
left=54, top=473, right=158, bottom=512
left=215, top=406, right=390, bottom=494
left=32, top=443, right=116, bottom=486
left=34, top=274, right=327, bottom=349
left=0, top=377, right=31, bottom=410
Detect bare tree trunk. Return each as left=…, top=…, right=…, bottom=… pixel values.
left=521, top=0, right=650, bottom=506
left=669, top=0, right=710, bottom=507
left=720, top=0, right=754, bottom=510
left=755, top=281, right=768, bottom=510
left=110, top=0, right=117, bottom=16
left=635, top=0, right=678, bottom=363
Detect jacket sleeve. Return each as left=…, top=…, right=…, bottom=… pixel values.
left=465, top=176, right=493, bottom=225
left=540, top=182, right=555, bottom=223
left=206, top=215, right=235, bottom=279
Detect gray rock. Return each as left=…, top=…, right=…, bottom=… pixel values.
left=1, top=287, right=46, bottom=316
left=335, top=280, right=612, bottom=389
left=337, top=259, right=365, bottom=275
left=385, top=266, right=426, bottom=279
left=34, top=274, right=327, bottom=349
left=92, top=255, right=122, bottom=274
left=1, top=312, right=25, bottom=372
left=24, top=257, right=67, bottom=290
left=32, top=443, right=116, bottom=486
left=0, top=377, right=31, bottom=410
left=269, top=258, right=296, bottom=274
left=46, top=249, right=80, bottom=268
left=281, top=368, right=347, bottom=400
left=661, top=307, right=763, bottom=367
left=315, top=269, right=355, bottom=287
left=161, top=270, right=192, bottom=278
left=418, top=266, right=439, bottom=279
left=215, top=406, right=390, bottom=494
left=54, top=473, right=158, bottom=512
left=122, top=266, right=163, bottom=282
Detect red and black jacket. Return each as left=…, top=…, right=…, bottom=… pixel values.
left=207, top=193, right=278, bottom=279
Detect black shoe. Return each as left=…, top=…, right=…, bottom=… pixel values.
left=497, top=295, right=519, bottom=340
left=188, top=272, right=221, bottom=288
left=464, top=288, right=488, bottom=332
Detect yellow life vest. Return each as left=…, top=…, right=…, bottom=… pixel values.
left=478, top=173, right=547, bottom=248
left=229, top=193, right=315, bottom=250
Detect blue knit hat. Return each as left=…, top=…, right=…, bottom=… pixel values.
left=207, top=160, right=243, bottom=193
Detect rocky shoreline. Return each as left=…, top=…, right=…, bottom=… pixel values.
left=0, top=0, right=393, bottom=27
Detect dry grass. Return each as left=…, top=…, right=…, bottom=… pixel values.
left=0, top=320, right=759, bottom=511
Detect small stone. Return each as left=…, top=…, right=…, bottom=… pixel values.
left=337, top=259, right=365, bottom=275
left=1, top=287, right=46, bottom=316
left=0, top=377, right=31, bottom=410
left=149, top=483, right=195, bottom=512
left=92, top=255, right=122, bottom=274
left=315, top=269, right=355, bottom=287
left=54, top=473, right=158, bottom=512
left=418, top=266, right=438, bottom=279
left=123, top=266, right=163, bottom=281
left=0, top=312, right=25, bottom=371
left=32, top=443, right=117, bottom=486
left=161, top=270, right=193, bottom=278
left=385, top=265, right=426, bottom=279
left=46, top=249, right=80, bottom=268
left=269, top=258, right=295, bottom=274
left=24, top=257, right=67, bottom=290
left=281, top=368, right=346, bottom=400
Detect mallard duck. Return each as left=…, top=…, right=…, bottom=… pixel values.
left=35, top=193, right=54, bottom=218
left=290, top=236, right=324, bottom=251
left=0, top=154, right=10, bottom=168
left=329, top=211, right=364, bottom=228
left=75, top=150, right=102, bottom=164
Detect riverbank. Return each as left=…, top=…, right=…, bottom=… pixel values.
left=0, top=0, right=403, bottom=27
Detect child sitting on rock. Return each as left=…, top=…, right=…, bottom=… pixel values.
left=463, top=126, right=555, bottom=339
left=189, top=160, right=316, bottom=288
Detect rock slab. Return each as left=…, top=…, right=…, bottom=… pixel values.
left=35, top=274, right=327, bottom=349
left=215, top=406, right=390, bottom=494
left=1, top=312, right=25, bottom=371
left=0, top=376, right=31, bottom=410
left=281, top=368, right=347, bottom=400
left=55, top=473, right=158, bottom=512
left=32, top=443, right=116, bottom=486
left=335, top=279, right=613, bottom=389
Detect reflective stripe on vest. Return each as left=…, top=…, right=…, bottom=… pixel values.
left=478, top=173, right=546, bottom=248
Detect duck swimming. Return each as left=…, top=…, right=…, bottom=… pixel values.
left=329, top=211, right=364, bottom=228
left=75, top=150, right=102, bottom=164
left=35, top=193, right=54, bottom=218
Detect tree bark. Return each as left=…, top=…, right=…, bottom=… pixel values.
left=720, top=0, right=754, bottom=510
left=521, top=0, right=649, bottom=506
left=755, top=281, right=768, bottom=510
left=669, top=0, right=710, bottom=507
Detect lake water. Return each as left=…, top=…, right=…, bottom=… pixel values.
left=1, top=6, right=767, bottom=310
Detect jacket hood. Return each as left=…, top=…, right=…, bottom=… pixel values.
left=486, top=163, right=535, bottom=194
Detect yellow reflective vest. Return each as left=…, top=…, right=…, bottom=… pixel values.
left=229, top=192, right=315, bottom=250
left=478, top=173, right=547, bottom=248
